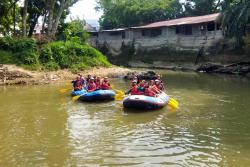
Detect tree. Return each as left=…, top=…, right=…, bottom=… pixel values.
left=96, top=0, right=184, bottom=29
left=62, top=18, right=89, bottom=44
left=0, top=0, right=20, bottom=36
left=22, top=0, right=28, bottom=37
left=47, top=0, right=79, bottom=37
left=183, top=0, right=222, bottom=16
left=220, top=0, right=250, bottom=48
left=27, top=0, right=47, bottom=37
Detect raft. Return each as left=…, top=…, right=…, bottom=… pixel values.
left=123, top=92, right=169, bottom=110
left=71, top=89, right=87, bottom=96
left=79, top=89, right=116, bottom=101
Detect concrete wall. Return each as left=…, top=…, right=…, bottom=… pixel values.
left=89, top=23, right=224, bottom=65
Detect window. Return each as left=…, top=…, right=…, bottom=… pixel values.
left=150, top=28, right=162, bottom=37
left=122, top=31, right=125, bottom=39
left=141, top=29, right=162, bottom=37
left=207, top=22, right=215, bottom=31
left=142, top=30, right=146, bottom=36
left=176, top=25, right=192, bottom=35
left=109, top=31, right=122, bottom=36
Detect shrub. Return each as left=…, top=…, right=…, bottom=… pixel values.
left=0, top=50, right=15, bottom=64
left=40, top=41, right=111, bottom=71
left=43, top=61, right=60, bottom=71
left=0, top=37, right=39, bottom=67
left=0, top=37, right=111, bottom=71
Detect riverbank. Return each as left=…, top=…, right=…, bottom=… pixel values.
left=127, top=61, right=250, bottom=78
left=0, top=64, right=133, bottom=85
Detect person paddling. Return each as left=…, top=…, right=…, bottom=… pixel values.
left=95, top=76, right=102, bottom=90
left=155, top=79, right=163, bottom=91
left=127, top=80, right=143, bottom=95
left=156, top=74, right=165, bottom=90
left=72, top=76, right=83, bottom=91
left=149, top=80, right=161, bottom=94
left=87, top=77, right=96, bottom=92
left=144, top=82, right=156, bottom=97
left=101, top=77, right=110, bottom=90
left=138, top=80, right=146, bottom=92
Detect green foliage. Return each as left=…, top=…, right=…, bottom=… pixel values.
left=43, top=61, right=60, bottom=71
left=96, top=0, right=184, bottom=29
left=40, top=41, right=111, bottom=71
left=0, top=0, right=21, bottom=36
left=0, top=37, right=39, bottom=66
left=183, top=0, right=222, bottom=16
left=220, top=0, right=250, bottom=48
left=0, top=37, right=111, bottom=71
left=62, top=19, right=89, bottom=43
left=0, top=50, right=14, bottom=64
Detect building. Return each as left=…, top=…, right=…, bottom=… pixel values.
left=88, top=13, right=224, bottom=65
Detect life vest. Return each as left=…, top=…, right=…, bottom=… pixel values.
left=87, top=82, right=96, bottom=92
left=155, top=84, right=163, bottom=91
left=95, top=80, right=101, bottom=89
left=101, top=81, right=110, bottom=90
left=151, top=85, right=160, bottom=94
left=73, top=80, right=82, bottom=90
left=130, top=85, right=139, bottom=95
left=130, top=85, right=144, bottom=95
left=144, top=87, right=155, bottom=97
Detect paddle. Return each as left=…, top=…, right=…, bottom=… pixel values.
left=110, top=85, right=125, bottom=101
left=72, top=95, right=81, bottom=101
left=59, top=87, right=72, bottom=93
left=167, top=98, right=179, bottom=111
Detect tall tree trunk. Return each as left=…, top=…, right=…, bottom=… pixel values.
left=42, top=13, right=47, bottom=34
left=28, top=14, right=40, bottom=37
left=47, top=0, right=55, bottom=36
left=13, top=2, right=16, bottom=36
left=22, top=0, right=28, bottom=37
left=50, top=0, right=69, bottom=37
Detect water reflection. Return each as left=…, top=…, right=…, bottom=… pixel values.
left=0, top=71, right=250, bottom=166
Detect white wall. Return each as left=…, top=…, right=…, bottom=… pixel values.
left=91, top=24, right=224, bottom=56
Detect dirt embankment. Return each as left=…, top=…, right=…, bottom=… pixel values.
left=0, top=64, right=133, bottom=85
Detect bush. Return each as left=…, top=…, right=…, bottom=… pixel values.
left=43, top=61, right=60, bottom=71
left=0, top=37, right=111, bottom=71
left=40, top=41, right=111, bottom=71
left=0, top=37, right=39, bottom=67
left=0, top=50, right=15, bottom=64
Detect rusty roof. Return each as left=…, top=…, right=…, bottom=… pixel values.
left=132, top=13, right=220, bottom=29
left=100, top=28, right=128, bottom=32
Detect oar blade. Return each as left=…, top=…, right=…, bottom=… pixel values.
left=167, top=98, right=179, bottom=111
left=72, top=95, right=80, bottom=101
left=59, top=88, right=71, bottom=93
left=114, top=94, right=124, bottom=101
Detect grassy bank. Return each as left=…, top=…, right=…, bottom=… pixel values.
left=0, top=37, right=111, bottom=72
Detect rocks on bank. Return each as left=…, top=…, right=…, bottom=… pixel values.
left=124, top=71, right=158, bottom=80
left=127, top=61, right=250, bottom=79
left=196, top=62, right=250, bottom=77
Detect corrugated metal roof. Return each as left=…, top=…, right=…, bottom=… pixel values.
left=132, top=13, right=220, bottom=29
left=100, top=28, right=128, bottom=32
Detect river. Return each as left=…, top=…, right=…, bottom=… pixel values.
left=0, top=70, right=250, bottom=166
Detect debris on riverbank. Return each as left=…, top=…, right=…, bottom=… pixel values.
left=0, top=64, right=133, bottom=85
left=127, top=61, right=250, bottom=79
left=124, top=71, right=157, bottom=80
left=196, top=62, right=250, bottom=77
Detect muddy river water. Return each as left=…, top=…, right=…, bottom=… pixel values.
left=0, top=70, right=250, bottom=166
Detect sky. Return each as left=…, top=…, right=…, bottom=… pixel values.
left=67, top=0, right=103, bottom=26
